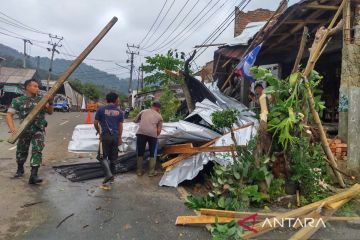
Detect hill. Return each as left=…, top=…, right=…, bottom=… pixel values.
left=0, top=43, right=137, bottom=96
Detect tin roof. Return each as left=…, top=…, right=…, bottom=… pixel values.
left=0, top=67, right=37, bottom=84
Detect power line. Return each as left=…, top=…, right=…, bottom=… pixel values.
left=141, top=0, right=176, bottom=48
left=144, top=0, right=219, bottom=52
left=174, top=0, right=235, bottom=49
left=146, top=0, right=201, bottom=52
left=141, top=0, right=191, bottom=50
left=138, top=0, right=169, bottom=46
left=193, top=0, right=251, bottom=62
left=0, top=10, right=50, bottom=35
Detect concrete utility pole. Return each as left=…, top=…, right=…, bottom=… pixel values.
left=46, top=34, right=63, bottom=91
left=141, top=63, right=144, bottom=90
left=36, top=56, right=40, bottom=72
left=23, top=39, right=32, bottom=68
left=339, top=1, right=360, bottom=172
left=126, top=44, right=139, bottom=93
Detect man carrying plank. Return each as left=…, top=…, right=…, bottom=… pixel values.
left=6, top=79, right=54, bottom=184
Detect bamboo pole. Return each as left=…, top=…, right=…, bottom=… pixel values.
left=8, top=17, right=118, bottom=144
left=344, top=0, right=352, bottom=44
left=301, top=0, right=346, bottom=188
left=292, top=26, right=309, bottom=74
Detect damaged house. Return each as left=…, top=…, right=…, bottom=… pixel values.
left=213, top=0, right=360, bottom=172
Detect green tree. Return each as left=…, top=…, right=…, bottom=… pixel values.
left=159, top=87, right=181, bottom=122
left=82, top=83, right=101, bottom=101
left=142, top=49, right=185, bottom=88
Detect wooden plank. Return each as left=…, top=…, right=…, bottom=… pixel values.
left=162, top=143, right=194, bottom=155
left=163, top=146, right=243, bottom=154
left=289, top=199, right=350, bottom=240
left=176, top=216, right=236, bottom=225
left=7, top=17, right=118, bottom=144
left=200, top=208, right=283, bottom=219
left=240, top=184, right=360, bottom=239
left=161, top=123, right=254, bottom=168
left=176, top=213, right=360, bottom=226
left=305, top=4, right=339, bottom=10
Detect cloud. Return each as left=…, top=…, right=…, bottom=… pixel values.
left=0, top=0, right=280, bottom=76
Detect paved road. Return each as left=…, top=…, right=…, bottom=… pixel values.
left=0, top=112, right=209, bottom=240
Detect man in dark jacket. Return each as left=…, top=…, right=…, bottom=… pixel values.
left=94, top=92, right=124, bottom=184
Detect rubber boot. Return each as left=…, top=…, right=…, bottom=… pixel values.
left=136, top=156, right=144, bottom=176
left=102, top=160, right=114, bottom=184
left=148, top=157, right=158, bottom=177
left=14, top=163, right=24, bottom=178
left=28, top=166, right=43, bottom=184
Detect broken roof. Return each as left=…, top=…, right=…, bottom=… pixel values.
left=231, top=21, right=267, bottom=46
left=256, top=0, right=343, bottom=65
left=0, top=67, right=37, bottom=84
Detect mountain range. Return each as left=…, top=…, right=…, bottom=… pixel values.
left=0, top=43, right=137, bottom=96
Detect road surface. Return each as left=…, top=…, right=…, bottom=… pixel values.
left=0, top=112, right=208, bottom=240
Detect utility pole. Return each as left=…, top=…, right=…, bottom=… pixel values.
left=23, top=39, right=32, bottom=68
left=36, top=56, right=40, bottom=72
left=126, top=44, right=139, bottom=108
left=141, top=63, right=144, bottom=91
left=46, top=34, right=63, bottom=91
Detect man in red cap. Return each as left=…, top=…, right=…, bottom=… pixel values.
left=134, top=101, right=163, bottom=177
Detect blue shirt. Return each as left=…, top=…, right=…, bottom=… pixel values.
left=95, top=104, right=124, bottom=136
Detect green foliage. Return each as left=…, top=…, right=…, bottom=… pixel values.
left=209, top=219, right=244, bottom=240
left=336, top=202, right=356, bottom=216
left=251, top=67, right=325, bottom=149
left=268, top=178, right=286, bottom=201
left=129, top=107, right=141, bottom=119
left=185, top=195, right=218, bottom=210
left=159, top=87, right=182, bottom=122
left=69, top=79, right=101, bottom=101
left=289, top=138, right=330, bottom=203
left=211, top=109, right=239, bottom=130
left=185, top=140, right=271, bottom=211
left=142, top=50, right=185, bottom=87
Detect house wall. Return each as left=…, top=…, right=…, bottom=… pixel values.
left=234, top=8, right=274, bottom=37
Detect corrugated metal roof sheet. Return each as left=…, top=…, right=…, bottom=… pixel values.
left=0, top=67, right=36, bottom=84
left=231, top=21, right=267, bottom=46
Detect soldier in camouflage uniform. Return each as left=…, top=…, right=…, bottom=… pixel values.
left=6, top=79, right=54, bottom=184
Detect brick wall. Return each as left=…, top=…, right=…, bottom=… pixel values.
left=234, top=8, right=274, bottom=37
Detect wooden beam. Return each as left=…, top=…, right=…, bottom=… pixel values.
left=288, top=199, right=350, bottom=240
left=305, top=4, right=339, bottom=10
left=162, top=143, right=194, bottom=155
left=271, top=9, right=328, bottom=47
left=285, top=19, right=324, bottom=24
left=200, top=208, right=283, bottom=219
left=194, top=43, right=226, bottom=48
left=161, top=122, right=254, bottom=168
left=176, top=213, right=360, bottom=226
left=7, top=17, right=118, bottom=144
left=240, top=184, right=360, bottom=239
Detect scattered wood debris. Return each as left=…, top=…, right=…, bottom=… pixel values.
left=21, top=201, right=43, bottom=208
left=176, top=184, right=360, bottom=239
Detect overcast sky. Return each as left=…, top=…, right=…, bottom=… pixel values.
left=0, top=0, right=296, bottom=79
